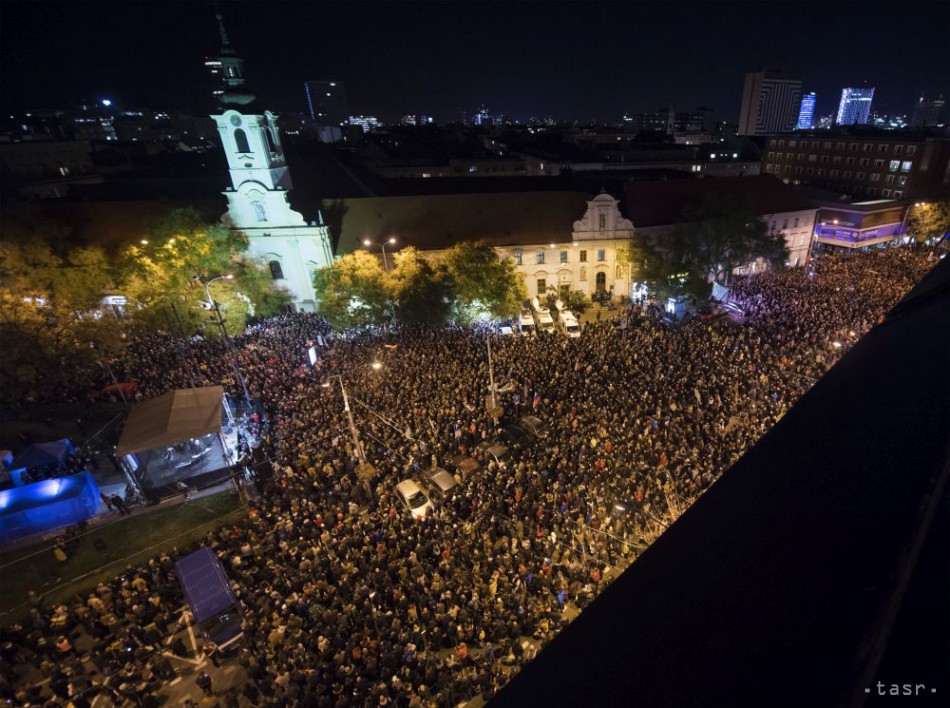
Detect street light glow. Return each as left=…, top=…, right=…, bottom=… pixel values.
left=371, top=361, right=382, bottom=370
left=363, top=239, right=371, bottom=246
left=387, top=237, right=396, bottom=244
left=140, top=239, right=148, bottom=245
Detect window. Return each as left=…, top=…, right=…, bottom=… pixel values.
left=536, top=278, right=546, bottom=295
left=867, top=188, right=877, bottom=196
left=898, top=176, right=908, bottom=187
left=870, top=173, right=880, bottom=182
left=885, top=175, right=894, bottom=184
left=878, top=144, right=888, bottom=153
left=806, top=167, right=814, bottom=175
left=835, top=142, right=845, bottom=150
left=849, top=143, right=859, bottom=151
left=536, top=251, right=545, bottom=265
left=784, top=165, right=791, bottom=173
left=817, top=168, right=826, bottom=176
left=795, top=166, right=803, bottom=174
left=579, top=250, right=587, bottom=263
left=234, top=128, right=251, bottom=153
left=906, top=145, right=916, bottom=155
left=264, top=127, right=278, bottom=155
left=873, top=159, right=884, bottom=168
left=863, top=143, right=872, bottom=152
left=894, top=190, right=903, bottom=198
left=856, top=172, right=866, bottom=181
left=597, top=249, right=606, bottom=262
left=775, top=152, right=783, bottom=160
left=846, top=157, right=855, bottom=166
left=830, top=169, right=839, bottom=177
left=560, top=251, right=568, bottom=264
left=843, top=170, right=853, bottom=179
left=598, top=214, right=606, bottom=231
left=833, top=156, right=842, bottom=164
left=882, top=189, right=892, bottom=198
left=783, top=139, right=791, bottom=147
left=782, top=218, right=789, bottom=229
left=859, top=158, right=869, bottom=167
left=894, top=145, right=904, bottom=155
left=808, top=154, right=817, bottom=162
left=513, top=250, right=522, bottom=265
left=820, top=156, right=829, bottom=164
left=823, top=141, right=832, bottom=149
left=770, top=220, right=777, bottom=230
left=252, top=202, right=267, bottom=222
left=901, top=161, right=913, bottom=172
left=268, top=260, right=284, bottom=280
left=889, top=160, right=900, bottom=172
left=794, top=217, right=799, bottom=228
left=768, top=151, right=774, bottom=159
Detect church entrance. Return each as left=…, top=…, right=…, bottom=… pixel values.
left=595, top=271, right=607, bottom=292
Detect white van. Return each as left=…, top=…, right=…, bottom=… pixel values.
left=531, top=298, right=556, bottom=333
left=560, top=310, right=581, bottom=338
left=519, top=310, right=536, bottom=336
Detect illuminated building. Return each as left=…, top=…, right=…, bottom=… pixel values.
left=836, top=87, right=875, bottom=126
left=911, top=94, right=945, bottom=128
left=203, top=12, right=248, bottom=105
left=738, top=70, right=802, bottom=135
left=304, top=81, right=350, bottom=126
left=796, top=92, right=816, bottom=130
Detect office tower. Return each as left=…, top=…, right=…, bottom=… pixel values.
left=911, top=94, right=945, bottom=127
left=836, top=87, right=875, bottom=126
left=796, top=92, right=817, bottom=130
left=304, top=81, right=350, bottom=126
left=738, top=71, right=803, bottom=135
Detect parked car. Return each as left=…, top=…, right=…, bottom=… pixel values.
left=395, top=479, right=434, bottom=519
left=445, top=454, right=482, bottom=479
left=500, top=424, right=534, bottom=451
left=424, top=468, right=459, bottom=502
left=484, top=444, right=512, bottom=466
left=518, top=415, right=549, bottom=439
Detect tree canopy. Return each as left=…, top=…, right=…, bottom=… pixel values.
left=906, top=193, right=950, bottom=245
left=312, top=250, right=391, bottom=329
left=441, top=241, right=526, bottom=322
left=624, top=195, right=789, bottom=298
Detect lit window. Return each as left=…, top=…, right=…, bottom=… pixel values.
left=889, top=160, right=900, bottom=172
left=560, top=251, right=568, bottom=264
left=901, top=161, right=912, bottom=172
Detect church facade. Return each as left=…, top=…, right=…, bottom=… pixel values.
left=207, top=12, right=333, bottom=312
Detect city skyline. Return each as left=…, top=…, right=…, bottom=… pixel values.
left=2, top=1, right=949, bottom=124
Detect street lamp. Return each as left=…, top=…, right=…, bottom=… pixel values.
left=899, top=201, right=926, bottom=239
left=321, top=373, right=375, bottom=498
left=192, top=274, right=251, bottom=408
left=363, top=237, right=397, bottom=272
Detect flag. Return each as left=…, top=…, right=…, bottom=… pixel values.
left=533, top=391, right=541, bottom=411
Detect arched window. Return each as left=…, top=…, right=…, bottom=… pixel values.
left=268, top=260, right=284, bottom=280
left=252, top=202, right=267, bottom=222
left=595, top=271, right=607, bottom=292
left=234, top=128, right=251, bottom=154
left=264, top=127, right=278, bottom=155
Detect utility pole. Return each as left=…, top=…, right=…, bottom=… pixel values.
left=325, top=375, right=375, bottom=499
left=196, top=275, right=252, bottom=409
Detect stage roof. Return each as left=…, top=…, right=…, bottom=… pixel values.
left=116, top=387, right=223, bottom=456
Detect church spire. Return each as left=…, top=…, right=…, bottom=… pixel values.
left=204, top=5, right=255, bottom=106
left=215, top=5, right=234, bottom=56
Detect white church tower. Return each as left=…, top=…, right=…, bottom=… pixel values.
left=208, top=13, right=332, bottom=311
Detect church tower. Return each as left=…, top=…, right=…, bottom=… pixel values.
left=208, top=12, right=332, bottom=311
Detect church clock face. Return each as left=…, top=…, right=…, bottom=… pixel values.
left=229, top=115, right=242, bottom=127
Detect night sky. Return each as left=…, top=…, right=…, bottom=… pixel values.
left=2, top=1, right=949, bottom=123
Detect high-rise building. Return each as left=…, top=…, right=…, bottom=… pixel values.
left=796, top=92, right=817, bottom=130
left=203, top=12, right=250, bottom=106
left=304, top=81, right=350, bottom=126
left=348, top=115, right=381, bottom=132
left=836, top=87, right=875, bottom=126
left=911, top=94, right=945, bottom=127
left=738, top=71, right=802, bottom=135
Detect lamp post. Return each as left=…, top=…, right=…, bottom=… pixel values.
left=322, top=374, right=375, bottom=499
left=363, top=237, right=397, bottom=272
left=193, top=274, right=252, bottom=408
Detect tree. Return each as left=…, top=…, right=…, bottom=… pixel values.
left=0, top=240, right=122, bottom=399
left=312, top=250, right=391, bottom=329
left=906, top=195, right=950, bottom=245
left=389, top=247, right=456, bottom=326
left=624, top=195, right=789, bottom=298
left=545, top=285, right=589, bottom=316
left=117, top=207, right=288, bottom=335
left=441, top=241, right=526, bottom=322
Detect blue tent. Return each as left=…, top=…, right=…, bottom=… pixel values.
left=10, top=439, right=74, bottom=470
left=0, top=472, right=100, bottom=543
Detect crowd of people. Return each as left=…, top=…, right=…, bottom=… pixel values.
left=1, top=245, right=944, bottom=707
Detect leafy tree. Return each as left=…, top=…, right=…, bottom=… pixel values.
left=441, top=241, right=526, bottom=322
left=623, top=195, right=789, bottom=298
left=390, top=247, right=456, bottom=326
left=544, top=285, right=589, bottom=316
left=312, top=250, right=391, bottom=329
left=0, top=240, right=122, bottom=399
left=906, top=195, right=950, bottom=244
left=117, top=207, right=288, bottom=335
